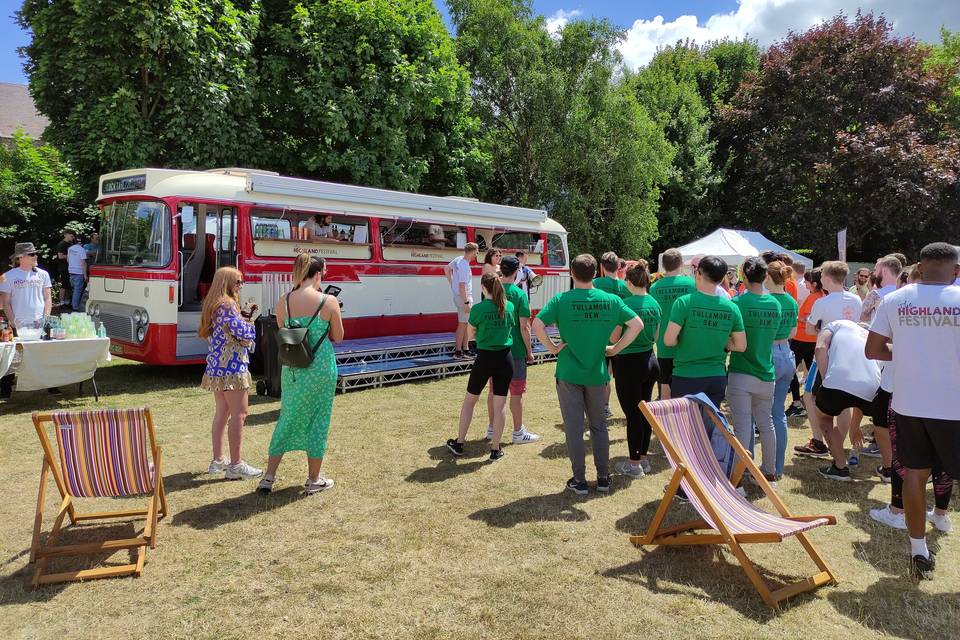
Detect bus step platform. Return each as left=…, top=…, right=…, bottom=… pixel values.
left=329, top=328, right=560, bottom=393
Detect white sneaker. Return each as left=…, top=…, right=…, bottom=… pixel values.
left=639, top=459, right=652, bottom=475
left=615, top=460, right=644, bottom=478
left=224, top=460, right=263, bottom=480
left=735, top=486, right=747, bottom=498
left=304, top=476, right=334, bottom=495
left=207, top=458, right=228, bottom=474
left=927, top=509, right=952, bottom=533
left=256, top=475, right=275, bottom=494
left=869, top=505, right=907, bottom=530
left=485, top=425, right=493, bottom=441
left=511, top=426, right=541, bottom=444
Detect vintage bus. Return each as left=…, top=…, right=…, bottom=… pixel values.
left=87, top=168, right=570, bottom=365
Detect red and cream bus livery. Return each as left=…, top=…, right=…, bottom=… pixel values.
left=88, top=168, right=570, bottom=365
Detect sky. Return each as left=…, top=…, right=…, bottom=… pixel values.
left=1, top=0, right=957, bottom=84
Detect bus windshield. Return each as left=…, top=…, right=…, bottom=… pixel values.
left=100, top=200, right=172, bottom=267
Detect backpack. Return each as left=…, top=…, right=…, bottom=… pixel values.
left=275, top=293, right=328, bottom=368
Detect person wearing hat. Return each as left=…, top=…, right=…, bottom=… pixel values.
left=0, top=242, right=53, bottom=398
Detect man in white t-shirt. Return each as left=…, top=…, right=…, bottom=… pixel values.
left=0, top=242, right=54, bottom=398
left=793, top=262, right=810, bottom=304
left=866, top=242, right=960, bottom=580
left=806, top=261, right=862, bottom=335
left=444, top=242, right=479, bottom=358
left=305, top=215, right=336, bottom=241
left=860, top=255, right=902, bottom=323
left=813, top=320, right=881, bottom=482
left=427, top=224, right=446, bottom=249
left=513, top=250, right=536, bottom=298
left=67, top=241, right=88, bottom=311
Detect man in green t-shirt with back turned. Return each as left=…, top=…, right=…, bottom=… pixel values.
left=662, top=255, right=746, bottom=408
left=533, top=254, right=643, bottom=495
left=649, top=248, right=696, bottom=399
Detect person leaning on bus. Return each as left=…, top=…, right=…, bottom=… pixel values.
left=445, top=242, right=479, bottom=359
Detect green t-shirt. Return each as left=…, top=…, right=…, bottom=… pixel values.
left=669, top=291, right=745, bottom=378
left=770, top=292, right=799, bottom=341
left=649, top=275, right=696, bottom=359
left=593, top=276, right=630, bottom=299
left=504, top=283, right=531, bottom=359
left=619, top=294, right=662, bottom=355
left=468, top=299, right=514, bottom=351
left=537, top=288, right=637, bottom=385
left=728, top=292, right=782, bottom=381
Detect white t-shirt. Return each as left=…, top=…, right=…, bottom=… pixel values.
left=870, top=283, right=960, bottom=420
left=821, top=320, right=881, bottom=401
left=808, top=290, right=862, bottom=332
left=67, top=244, right=87, bottom=275
left=860, top=283, right=897, bottom=323
left=715, top=285, right=731, bottom=300
left=0, top=267, right=52, bottom=323
left=447, top=256, right=473, bottom=299
left=796, top=277, right=810, bottom=304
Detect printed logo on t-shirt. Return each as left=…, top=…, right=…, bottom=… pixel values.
left=571, top=300, right=617, bottom=322
left=743, top=308, right=781, bottom=329
left=690, top=306, right=735, bottom=331
left=896, top=302, right=960, bottom=327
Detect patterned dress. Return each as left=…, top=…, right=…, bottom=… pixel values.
left=268, top=315, right=337, bottom=458
left=200, top=302, right=256, bottom=391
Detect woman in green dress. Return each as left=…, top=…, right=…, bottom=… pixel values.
left=257, top=254, right=344, bottom=495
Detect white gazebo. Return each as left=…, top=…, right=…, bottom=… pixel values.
left=663, top=228, right=813, bottom=271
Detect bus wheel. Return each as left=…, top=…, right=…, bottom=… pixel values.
left=256, top=380, right=266, bottom=396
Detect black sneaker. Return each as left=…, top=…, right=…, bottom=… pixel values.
left=785, top=404, right=800, bottom=417
left=566, top=477, right=588, bottom=496
left=453, top=350, right=463, bottom=359
left=876, top=465, right=892, bottom=483
left=795, top=439, right=829, bottom=457
left=819, top=464, right=852, bottom=482
left=489, top=449, right=504, bottom=462
left=911, top=551, right=936, bottom=581
left=596, top=476, right=610, bottom=493
left=446, top=438, right=464, bottom=456
left=467, top=348, right=478, bottom=357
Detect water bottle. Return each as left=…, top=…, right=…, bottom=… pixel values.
left=97, top=322, right=107, bottom=338
left=848, top=448, right=859, bottom=467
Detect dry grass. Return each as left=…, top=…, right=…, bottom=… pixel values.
left=1, top=359, right=958, bottom=640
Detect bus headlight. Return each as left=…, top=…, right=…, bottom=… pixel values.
left=136, top=326, right=146, bottom=342
left=133, top=309, right=142, bottom=324
left=140, top=310, right=149, bottom=326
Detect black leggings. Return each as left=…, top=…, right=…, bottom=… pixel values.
left=889, top=403, right=953, bottom=511
left=789, top=339, right=815, bottom=402
left=613, top=350, right=660, bottom=460
left=466, top=348, right=513, bottom=396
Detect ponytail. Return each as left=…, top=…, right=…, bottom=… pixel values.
left=481, top=273, right=506, bottom=318
left=292, top=253, right=325, bottom=287
left=765, top=260, right=791, bottom=286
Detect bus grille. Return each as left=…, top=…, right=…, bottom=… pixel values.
left=100, top=311, right=135, bottom=342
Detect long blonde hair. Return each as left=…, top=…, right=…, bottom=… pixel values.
left=198, top=267, right=244, bottom=338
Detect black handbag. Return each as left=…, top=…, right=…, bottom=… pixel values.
left=275, top=293, right=328, bottom=368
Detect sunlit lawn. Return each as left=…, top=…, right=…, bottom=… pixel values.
left=0, top=358, right=957, bottom=639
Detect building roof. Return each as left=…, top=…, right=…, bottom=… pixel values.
left=0, top=82, right=49, bottom=140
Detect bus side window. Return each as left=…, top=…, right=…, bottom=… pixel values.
left=547, top=234, right=566, bottom=267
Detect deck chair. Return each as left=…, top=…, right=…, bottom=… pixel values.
left=30, top=408, right=167, bottom=586
left=632, top=397, right=837, bottom=608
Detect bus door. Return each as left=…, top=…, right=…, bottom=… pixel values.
left=175, top=202, right=213, bottom=358
left=214, top=206, right=237, bottom=269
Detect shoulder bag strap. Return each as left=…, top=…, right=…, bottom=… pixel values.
left=309, top=295, right=329, bottom=355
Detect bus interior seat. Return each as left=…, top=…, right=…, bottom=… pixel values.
left=181, top=233, right=205, bottom=307
left=200, top=234, right=216, bottom=284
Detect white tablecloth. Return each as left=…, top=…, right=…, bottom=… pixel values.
left=0, top=342, right=15, bottom=379
left=13, top=337, right=111, bottom=391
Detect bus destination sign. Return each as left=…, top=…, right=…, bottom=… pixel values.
left=102, top=174, right=148, bottom=195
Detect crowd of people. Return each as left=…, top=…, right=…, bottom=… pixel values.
left=192, top=240, right=958, bottom=582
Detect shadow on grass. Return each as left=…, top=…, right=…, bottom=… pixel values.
left=468, top=491, right=590, bottom=528
left=600, top=546, right=808, bottom=621
left=245, top=408, right=280, bottom=427
left=0, top=521, right=144, bottom=603
left=844, top=501, right=949, bottom=577
left=828, top=577, right=960, bottom=639
left=539, top=437, right=626, bottom=460
left=426, top=442, right=491, bottom=461
left=406, top=460, right=487, bottom=483
left=782, top=458, right=880, bottom=503
left=172, top=486, right=304, bottom=529
left=162, top=471, right=228, bottom=494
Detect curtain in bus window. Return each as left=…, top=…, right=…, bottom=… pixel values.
left=547, top=234, right=566, bottom=267
left=380, top=220, right=464, bottom=249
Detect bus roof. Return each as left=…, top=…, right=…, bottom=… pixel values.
left=98, top=168, right=567, bottom=235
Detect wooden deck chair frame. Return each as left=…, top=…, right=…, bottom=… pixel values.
left=29, top=409, right=168, bottom=586
left=631, top=400, right=838, bottom=608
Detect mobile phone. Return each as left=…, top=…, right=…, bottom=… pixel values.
left=324, top=285, right=342, bottom=297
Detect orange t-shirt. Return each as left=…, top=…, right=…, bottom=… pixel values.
left=794, top=290, right=823, bottom=342
left=785, top=278, right=799, bottom=301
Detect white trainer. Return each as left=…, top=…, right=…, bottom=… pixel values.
left=224, top=460, right=263, bottom=480
left=485, top=425, right=494, bottom=441
left=869, top=505, right=907, bottom=530
left=511, top=426, right=541, bottom=444
left=304, top=476, right=334, bottom=495
left=927, top=509, right=952, bottom=533
left=639, top=459, right=652, bottom=475
left=615, top=460, right=644, bottom=478
left=207, top=459, right=228, bottom=474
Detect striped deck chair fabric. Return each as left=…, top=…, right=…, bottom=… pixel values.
left=648, top=399, right=830, bottom=539
left=52, top=408, right=155, bottom=498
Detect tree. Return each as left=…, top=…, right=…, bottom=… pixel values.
left=721, top=13, right=960, bottom=259
left=17, top=0, right=262, bottom=195
left=926, top=28, right=960, bottom=128
left=255, top=0, right=484, bottom=195
left=450, top=0, right=670, bottom=258
left=0, top=131, right=97, bottom=261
